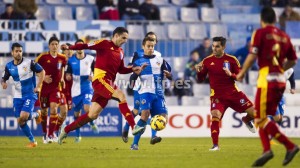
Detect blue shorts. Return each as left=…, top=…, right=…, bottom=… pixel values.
left=133, top=90, right=140, bottom=111
left=275, top=96, right=285, bottom=116
left=72, top=92, right=93, bottom=112
left=139, top=93, right=168, bottom=117
left=13, top=97, right=37, bottom=118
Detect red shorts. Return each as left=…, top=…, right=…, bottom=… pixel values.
left=210, top=91, right=253, bottom=118
left=254, top=82, right=285, bottom=119
left=40, top=87, right=64, bottom=108
left=59, top=92, right=67, bottom=106
left=92, top=78, right=117, bottom=108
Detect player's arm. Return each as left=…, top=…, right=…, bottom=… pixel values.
left=1, top=66, right=11, bottom=89
left=62, top=39, right=105, bottom=51
left=237, top=53, right=257, bottom=81
left=65, top=62, right=72, bottom=81
left=196, top=61, right=208, bottom=82
left=129, top=52, right=139, bottom=65
left=288, top=71, right=296, bottom=94
left=226, top=57, right=241, bottom=80
left=161, top=59, right=172, bottom=80
left=118, top=59, right=133, bottom=74
left=129, top=73, right=139, bottom=89
left=89, top=60, right=95, bottom=81
left=30, top=61, right=45, bottom=92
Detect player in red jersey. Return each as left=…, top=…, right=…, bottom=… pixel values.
left=35, top=36, right=67, bottom=144
left=58, top=27, right=145, bottom=144
left=237, top=7, right=299, bottom=167
left=196, top=36, right=256, bottom=151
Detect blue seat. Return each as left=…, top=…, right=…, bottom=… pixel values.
left=171, top=0, right=190, bottom=6
left=66, top=0, right=85, bottom=4
left=146, top=24, right=167, bottom=40
left=54, top=6, right=73, bottom=20
left=159, top=7, right=178, bottom=22
left=127, top=24, right=145, bottom=40
left=45, top=0, right=64, bottom=4
left=221, top=14, right=260, bottom=23
left=201, top=7, right=219, bottom=22
left=76, top=6, right=94, bottom=20
left=168, top=24, right=186, bottom=40
left=180, top=7, right=199, bottom=22
left=35, top=6, right=52, bottom=20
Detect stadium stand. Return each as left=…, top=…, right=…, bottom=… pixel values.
left=187, top=23, right=208, bottom=40
left=35, top=6, right=52, bottom=20
left=159, top=6, right=178, bottom=22
left=54, top=6, right=73, bottom=20
left=180, top=7, right=199, bottom=22
left=200, top=7, right=220, bottom=22
left=76, top=6, right=95, bottom=20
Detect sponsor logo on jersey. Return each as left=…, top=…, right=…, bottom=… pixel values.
left=210, top=62, right=215, bottom=65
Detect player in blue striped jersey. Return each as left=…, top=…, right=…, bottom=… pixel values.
left=65, top=39, right=99, bottom=142
left=122, top=32, right=166, bottom=145
left=130, top=36, right=172, bottom=150
left=1, top=43, right=45, bottom=147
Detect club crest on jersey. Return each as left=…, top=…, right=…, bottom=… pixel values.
left=223, top=61, right=230, bottom=69
left=23, top=66, right=27, bottom=72
left=57, top=61, right=62, bottom=70
left=135, top=100, right=140, bottom=105
left=47, top=60, right=51, bottom=63
left=240, top=99, right=245, bottom=104
left=156, top=62, right=161, bottom=66
left=141, top=99, right=146, bottom=104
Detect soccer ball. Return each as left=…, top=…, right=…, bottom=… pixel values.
left=150, top=115, right=167, bottom=131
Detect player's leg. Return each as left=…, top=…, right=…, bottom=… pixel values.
left=54, top=93, right=68, bottom=134
left=272, top=97, right=285, bottom=125
left=39, top=90, right=50, bottom=143
left=242, top=106, right=256, bottom=133
left=74, top=110, right=82, bottom=143
left=131, top=109, right=150, bottom=150
left=83, top=93, right=99, bottom=134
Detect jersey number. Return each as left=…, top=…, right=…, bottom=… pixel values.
left=272, top=43, right=280, bottom=66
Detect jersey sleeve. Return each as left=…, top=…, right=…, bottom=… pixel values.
left=66, top=62, right=72, bottom=74
left=230, top=57, right=241, bottom=80
left=118, top=58, right=132, bottom=74
left=161, top=59, right=172, bottom=80
left=197, top=61, right=208, bottom=82
left=69, top=39, right=106, bottom=51
left=250, top=30, right=261, bottom=55
left=1, top=66, right=11, bottom=82
left=130, top=52, right=139, bottom=65
left=30, top=60, right=43, bottom=73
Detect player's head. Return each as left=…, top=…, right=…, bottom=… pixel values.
left=112, top=27, right=128, bottom=47
left=11, top=42, right=23, bottom=61
left=260, top=6, right=276, bottom=25
left=62, top=43, right=73, bottom=58
left=145, top=31, right=158, bottom=44
left=75, top=39, right=85, bottom=55
left=142, top=36, right=156, bottom=55
left=212, top=36, right=226, bottom=57
left=48, top=36, right=60, bottom=54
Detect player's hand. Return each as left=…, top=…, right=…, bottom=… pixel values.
left=127, top=65, right=133, bottom=69
left=163, top=70, right=171, bottom=78
left=88, top=75, right=93, bottom=81
left=195, top=62, right=203, bottom=72
left=65, top=73, right=72, bottom=81
left=61, top=44, right=69, bottom=50
left=1, top=82, right=7, bottom=89
left=44, top=75, right=52, bottom=84
left=132, top=63, right=148, bottom=75
left=223, top=67, right=232, bottom=77
left=290, top=89, right=295, bottom=94
left=60, top=79, right=65, bottom=89
left=34, top=86, right=41, bottom=93
left=236, top=72, right=244, bottom=82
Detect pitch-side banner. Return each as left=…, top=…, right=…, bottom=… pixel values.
left=0, top=107, right=122, bottom=136
left=128, top=106, right=300, bottom=138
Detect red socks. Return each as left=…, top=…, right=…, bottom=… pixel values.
left=48, top=114, right=58, bottom=137
left=211, top=117, right=220, bottom=146
left=258, top=128, right=271, bottom=152
left=54, top=115, right=64, bottom=132
left=119, top=101, right=135, bottom=129
left=65, top=113, right=92, bottom=133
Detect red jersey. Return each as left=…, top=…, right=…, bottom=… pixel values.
left=69, top=39, right=132, bottom=82
left=250, top=25, right=297, bottom=86
left=35, top=52, right=67, bottom=90
left=62, top=73, right=72, bottom=97
left=197, top=53, right=241, bottom=97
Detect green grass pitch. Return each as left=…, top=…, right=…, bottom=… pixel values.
left=0, top=137, right=299, bottom=168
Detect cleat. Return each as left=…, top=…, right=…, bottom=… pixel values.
left=132, top=125, right=145, bottom=135
left=58, top=124, right=68, bottom=145
left=283, top=145, right=299, bottom=166
left=209, top=145, right=220, bottom=151
left=74, top=136, right=82, bottom=143
left=47, top=136, right=53, bottom=144
left=130, top=144, right=139, bottom=150
left=242, top=117, right=256, bottom=133
left=42, top=134, right=48, bottom=144
left=122, top=131, right=128, bottom=143
left=52, top=133, right=58, bottom=143
left=35, top=111, right=42, bottom=124
left=252, top=150, right=274, bottom=167
left=150, top=136, right=162, bottom=145
left=91, top=124, right=99, bottom=134
left=26, top=141, right=37, bottom=148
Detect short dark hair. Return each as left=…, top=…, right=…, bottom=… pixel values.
left=75, top=39, right=84, bottom=45
left=142, top=36, right=155, bottom=46
left=212, top=36, right=227, bottom=46
left=261, top=6, right=276, bottom=24
left=112, top=27, right=128, bottom=36
left=145, top=31, right=158, bottom=43
left=48, top=36, right=59, bottom=45
left=5, top=3, right=12, bottom=8
left=11, top=42, right=22, bottom=51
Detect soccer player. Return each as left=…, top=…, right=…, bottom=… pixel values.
left=35, top=36, right=68, bottom=143
left=1, top=43, right=45, bottom=147
left=65, top=39, right=99, bottom=143
left=195, top=36, right=256, bottom=151
left=122, top=32, right=164, bottom=145
left=237, top=7, right=299, bottom=166
left=58, top=27, right=145, bottom=144
left=130, top=36, right=172, bottom=150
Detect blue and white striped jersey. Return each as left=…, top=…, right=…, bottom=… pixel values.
left=2, top=58, right=43, bottom=98
left=134, top=54, right=171, bottom=97
left=67, top=54, right=94, bottom=97
left=131, top=49, right=162, bottom=91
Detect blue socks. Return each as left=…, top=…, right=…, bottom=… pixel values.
left=74, top=116, right=80, bottom=137
left=132, top=119, right=147, bottom=145
left=20, top=123, right=35, bottom=142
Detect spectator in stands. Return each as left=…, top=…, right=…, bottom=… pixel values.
left=0, top=3, right=25, bottom=20
left=260, top=0, right=287, bottom=7
left=279, top=5, right=300, bottom=30
left=118, top=0, right=145, bottom=20
left=234, top=37, right=258, bottom=84
left=96, top=0, right=120, bottom=20
left=191, top=37, right=213, bottom=61
left=186, top=0, right=213, bottom=8
left=14, top=0, right=37, bottom=19
left=289, top=0, right=300, bottom=7
left=184, top=50, right=201, bottom=82
left=139, top=0, right=160, bottom=20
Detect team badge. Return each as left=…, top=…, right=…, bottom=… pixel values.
left=57, top=61, right=62, bottom=70
left=156, top=62, right=161, bottom=66
left=23, top=66, right=27, bottom=72
left=47, top=60, right=51, bottom=63
left=223, top=61, right=230, bottom=69
left=141, top=99, right=146, bottom=105
left=240, top=99, right=245, bottom=104
left=135, top=100, right=140, bottom=105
